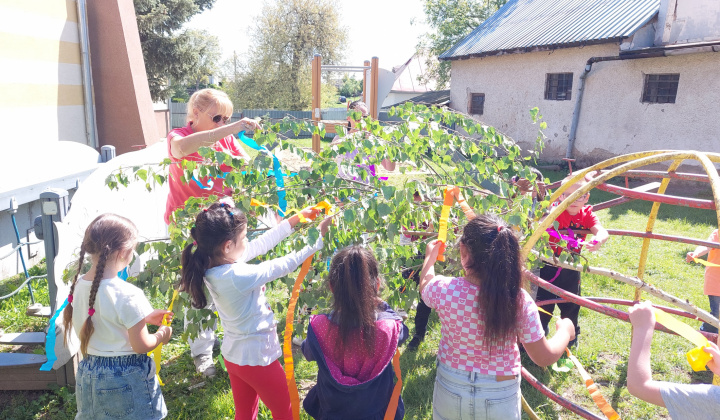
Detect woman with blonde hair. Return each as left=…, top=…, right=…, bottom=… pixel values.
left=165, top=88, right=261, bottom=376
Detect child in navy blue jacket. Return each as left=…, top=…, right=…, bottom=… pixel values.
left=301, top=246, right=408, bottom=419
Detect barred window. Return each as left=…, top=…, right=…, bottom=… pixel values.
left=469, top=93, right=485, bottom=115
left=642, top=74, right=679, bottom=104
left=544, top=73, right=573, bottom=101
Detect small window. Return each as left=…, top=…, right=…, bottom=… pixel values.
left=642, top=74, right=679, bottom=103
left=469, top=93, right=485, bottom=115
left=545, top=73, right=573, bottom=100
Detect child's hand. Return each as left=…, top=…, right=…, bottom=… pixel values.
left=146, top=309, right=173, bottom=326
left=157, top=325, right=172, bottom=345
left=319, top=216, right=332, bottom=236
left=299, top=206, right=321, bottom=221
left=585, top=239, right=604, bottom=252
left=555, top=318, right=576, bottom=341
left=703, top=342, right=720, bottom=376
left=425, top=239, right=443, bottom=262
left=628, top=301, right=656, bottom=330
left=686, top=252, right=696, bottom=263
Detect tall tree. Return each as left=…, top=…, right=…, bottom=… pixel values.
left=236, top=0, right=347, bottom=110
left=134, top=0, right=216, bottom=101
left=184, top=29, right=222, bottom=91
left=417, top=0, right=507, bottom=89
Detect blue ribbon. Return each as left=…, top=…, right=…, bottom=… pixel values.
left=41, top=268, right=128, bottom=371
left=237, top=131, right=288, bottom=216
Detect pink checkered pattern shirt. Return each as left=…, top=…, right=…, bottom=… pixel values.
left=422, top=276, right=544, bottom=375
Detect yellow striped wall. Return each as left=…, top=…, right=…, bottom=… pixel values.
left=0, top=0, right=88, bottom=145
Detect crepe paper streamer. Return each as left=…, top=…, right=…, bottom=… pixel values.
left=251, top=199, right=332, bottom=224
left=437, top=187, right=456, bottom=262
left=692, top=257, right=720, bottom=268
left=237, top=131, right=289, bottom=216
left=546, top=228, right=584, bottom=249
left=538, top=306, right=558, bottom=318
left=654, top=308, right=713, bottom=371
left=284, top=256, right=314, bottom=420
left=148, top=288, right=179, bottom=386
left=41, top=268, right=131, bottom=371
left=383, top=349, right=403, bottom=420
left=566, top=348, right=621, bottom=420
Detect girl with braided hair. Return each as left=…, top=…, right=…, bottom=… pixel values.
left=180, top=201, right=331, bottom=420
left=63, top=213, right=173, bottom=419
left=419, top=214, right=575, bottom=419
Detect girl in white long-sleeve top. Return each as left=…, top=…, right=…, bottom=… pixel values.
left=180, top=201, right=331, bottom=420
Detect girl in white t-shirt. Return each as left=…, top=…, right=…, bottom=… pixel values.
left=180, top=201, right=331, bottom=420
left=63, top=214, right=173, bottom=419
left=419, top=214, right=575, bottom=420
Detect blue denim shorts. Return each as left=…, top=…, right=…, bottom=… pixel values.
left=433, top=361, right=521, bottom=420
left=75, top=353, right=167, bottom=420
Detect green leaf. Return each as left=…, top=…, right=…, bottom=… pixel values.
left=307, top=227, right=320, bottom=246
left=381, top=186, right=396, bottom=200
left=344, top=208, right=355, bottom=223
left=377, top=203, right=392, bottom=218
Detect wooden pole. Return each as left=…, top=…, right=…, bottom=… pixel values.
left=311, top=54, right=321, bottom=153
left=362, top=60, right=369, bottom=103
left=369, top=57, right=379, bottom=119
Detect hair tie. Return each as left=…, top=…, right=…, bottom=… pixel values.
left=193, top=240, right=197, bottom=246
left=88, top=308, right=95, bottom=316
left=202, top=208, right=208, bottom=212
left=497, top=225, right=503, bottom=232
left=220, top=203, right=225, bottom=207
left=67, top=294, right=73, bottom=303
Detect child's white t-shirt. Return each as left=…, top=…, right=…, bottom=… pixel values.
left=71, top=275, right=154, bottom=356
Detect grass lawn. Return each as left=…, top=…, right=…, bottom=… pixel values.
left=1, top=169, right=717, bottom=419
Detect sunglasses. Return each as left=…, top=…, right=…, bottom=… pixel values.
left=209, top=114, right=230, bottom=124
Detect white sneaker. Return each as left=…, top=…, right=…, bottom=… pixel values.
left=193, top=354, right=217, bottom=378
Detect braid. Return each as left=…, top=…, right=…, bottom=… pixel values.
left=63, top=248, right=86, bottom=346
left=79, top=246, right=109, bottom=356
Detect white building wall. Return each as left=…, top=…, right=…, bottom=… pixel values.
left=449, top=43, right=720, bottom=165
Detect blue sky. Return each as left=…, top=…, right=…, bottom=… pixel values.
left=186, top=0, right=430, bottom=71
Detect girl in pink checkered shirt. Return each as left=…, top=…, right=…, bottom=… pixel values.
left=419, top=214, right=575, bottom=419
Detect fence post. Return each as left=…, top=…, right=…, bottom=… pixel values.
left=39, top=189, right=70, bottom=314
left=101, top=145, right=116, bottom=162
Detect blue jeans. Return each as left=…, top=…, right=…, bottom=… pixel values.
left=75, top=354, right=166, bottom=420
left=433, top=361, right=521, bottom=420
left=701, top=295, right=720, bottom=334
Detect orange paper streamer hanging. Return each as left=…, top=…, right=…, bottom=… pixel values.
left=566, top=348, right=621, bottom=420
left=284, top=256, right=314, bottom=420
left=437, top=187, right=456, bottom=262
left=281, top=200, right=331, bottom=420
left=383, top=349, right=403, bottom=420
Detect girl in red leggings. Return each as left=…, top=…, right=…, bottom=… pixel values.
left=180, top=201, right=331, bottom=419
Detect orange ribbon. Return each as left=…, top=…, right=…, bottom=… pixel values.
left=284, top=256, right=314, bottom=420
left=566, top=348, right=621, bottom=420
left=437, top=187, right=456, bottom=262
left=383, top=349, right=403, bottom=420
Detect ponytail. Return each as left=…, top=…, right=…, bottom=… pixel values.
left=327, top=246, right=380, bottom=357
left=460, top=215, right=522, bottom=345
left=180, top=202, right=247, bottom=309
left=180, top=237, right=211, bottom=309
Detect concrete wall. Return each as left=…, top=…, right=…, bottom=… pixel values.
left=448, top=43, right=720, bottom=165
left=656, top=0, right=720, bottom=45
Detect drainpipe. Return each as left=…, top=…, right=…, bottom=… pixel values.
left=565, top=40, right=720, bottom=159
left=76, top=0, right=99, bottom=150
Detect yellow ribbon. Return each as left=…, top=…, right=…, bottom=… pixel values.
left=537, top=307, right=557, bottom=318
left=148, top=288, right=178, bottom=386
left=437, top=187, right=456, bottom=262
left=251, top=198, right=332, bottom=224
left=566, top=348, right=621, bottom=420
left=654, top=308, right=713, bottom=371
left=692, top=257, right=720, bottom=267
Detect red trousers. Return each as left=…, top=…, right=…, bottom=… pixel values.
left=224, top=358, right=293, bottom=420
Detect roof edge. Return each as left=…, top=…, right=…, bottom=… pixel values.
left=439, top=38, right=625, bottom=61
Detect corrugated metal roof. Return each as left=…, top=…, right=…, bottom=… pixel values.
left=440, top=0, right=660, bottom=60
